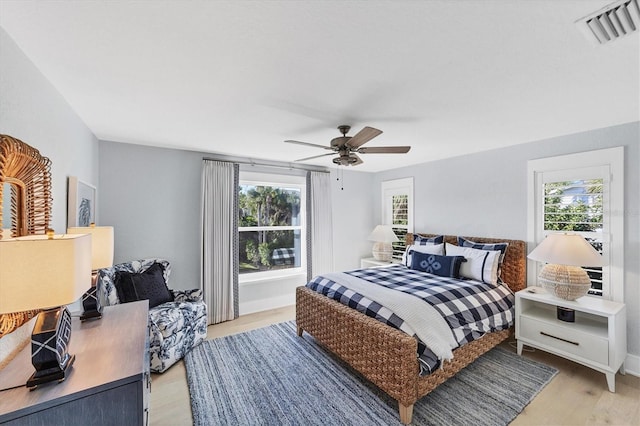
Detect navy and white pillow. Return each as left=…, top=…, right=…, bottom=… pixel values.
left=410, top=252, right=466, bottom=278
left=445, top=243, right=501, bottom=285
left=402, top=243, right=445, bottom=266
left=457, top=237, right=508, bottom=261
left=413, top=234, right=445, bottom=245
left=457, top=237, right=509, bottom=279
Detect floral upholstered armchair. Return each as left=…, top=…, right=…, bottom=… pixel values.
left=96, top=258, right=207, bottom=373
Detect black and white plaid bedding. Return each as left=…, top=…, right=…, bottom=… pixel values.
left=306, top=264, right=515, bottom=376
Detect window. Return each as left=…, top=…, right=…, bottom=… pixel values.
left=238, top=172, right=306, bottom=280
left=528, top=147, right=624, bottom=301
left=381, top=178, right=414, bottom=260
left=543, top=178, right=604, bottom=295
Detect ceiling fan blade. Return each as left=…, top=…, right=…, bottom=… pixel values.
left=351, top=154, right=363, bottom=166
left=295, top=152, right=336, bottom=162
left=345, top=126, right=382, bottom=149
left=358, top=146, right=411, bottom=154
left=284, top=140, right=332, bottom=150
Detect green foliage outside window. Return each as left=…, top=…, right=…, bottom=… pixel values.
left=238, top=184, right=301, bottom=273
left=543, top=180, right=603, bottom=233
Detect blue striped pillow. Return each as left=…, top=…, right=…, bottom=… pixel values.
left=457, top=237, right=508, bottom=256
left=457, top=237, right=509, bottom=281
left=413, top=234, right=444, bottom=245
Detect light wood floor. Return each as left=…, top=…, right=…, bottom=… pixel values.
left=149, top=305, right=639, bottom=425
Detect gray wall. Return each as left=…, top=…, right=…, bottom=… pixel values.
left=374, top=121, right=640, bottom=358
left=98, top=141, right=375, bottom=291
left=0, top=28, right=99, bottom=232
left=0, top=27, right=99, bottom=361
left=98, top=143, right=203, bottom=289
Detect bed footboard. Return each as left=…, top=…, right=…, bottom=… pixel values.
left=297, top=286, right=511, bottom=424
left=296, top=286, right=420, bottom=412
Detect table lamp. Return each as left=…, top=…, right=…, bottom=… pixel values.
left=0, top=232, right=90, bottom=388
left=67, top=224, right=114, bottom=321
left=367, top=225, right=399, bottom=262
left=527, top=233, right=605, bottom=300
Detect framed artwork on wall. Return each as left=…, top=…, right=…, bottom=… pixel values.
left=67, top=176, right=96, bottom=227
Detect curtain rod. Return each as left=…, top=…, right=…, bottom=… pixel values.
left=202, top=156, right=330, bottom=173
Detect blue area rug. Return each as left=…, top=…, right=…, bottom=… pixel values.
left=184, top=321, right=557, bottom=425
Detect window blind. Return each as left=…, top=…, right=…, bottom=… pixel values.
left=543, top=179, right=604, bottom=295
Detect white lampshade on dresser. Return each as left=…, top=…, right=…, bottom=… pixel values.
left=67, top=224, right=114, bottom=320
left=0, top=232, right=91, bottom=388
left=67, top=225, right=114, bottom=270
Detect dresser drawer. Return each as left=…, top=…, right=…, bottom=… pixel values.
left=520, top=316, right=608, bottom=365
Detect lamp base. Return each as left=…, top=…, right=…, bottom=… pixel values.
left=27, top=354, right=75, bottom=389
left=539, top=264, right=591, bottom=301
left=80, top=285, right=102, bottom=321
left=28, top=306, right=75, bottom=389
left=372, top=242, right=393, bottom=262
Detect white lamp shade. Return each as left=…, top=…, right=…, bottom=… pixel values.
left=527, top=233, right=605, bottom=267
left=367, top=225, right=399, bottom=243
left=67, top=226, right=114, bottom=270
left=0, top=234, right=91, bottom=313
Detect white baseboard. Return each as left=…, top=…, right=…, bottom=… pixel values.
left=239, top=293, right=295, bottom=316
left=624, top=352, right=640, bottom=377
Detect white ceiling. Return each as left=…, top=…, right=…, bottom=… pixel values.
left=1, top=0, right=638, bottom=172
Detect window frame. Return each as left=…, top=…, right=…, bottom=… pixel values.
left=381, top=177, right=414, bottom=260
left=527, top=147, right=624, bottom=302
left=238, top=171, right=306, bottom=283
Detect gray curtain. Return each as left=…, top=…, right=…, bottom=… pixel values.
left=306, top=171, right=334, bottom=281
left=201, top=160, right=239, bottom=324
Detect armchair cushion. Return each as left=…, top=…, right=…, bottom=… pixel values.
left=172, top=289, right=203, bottom=303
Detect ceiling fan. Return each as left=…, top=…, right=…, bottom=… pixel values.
left=284, top=125, right=411, bottom=166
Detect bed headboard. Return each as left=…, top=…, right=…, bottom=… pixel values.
left=406, top=233, right=526, bottom=293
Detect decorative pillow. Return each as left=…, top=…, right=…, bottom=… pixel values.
left=410, top=252, right=466, bottom=278
left=402, top=243, right=445, bottom=266
left=445, top=243, right=501, bottom=285
left=457, top=237, right=509, bottom=281
left=413, top=234, right=445, bottom=245
left=115, top=263, right=174, bottom=308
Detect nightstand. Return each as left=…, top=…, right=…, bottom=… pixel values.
left=515, top=288, right=626, bottom=392
left=360, top=257, right=396, bottom=268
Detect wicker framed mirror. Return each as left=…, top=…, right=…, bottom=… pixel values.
left=0, top=134, right=52, bottom=336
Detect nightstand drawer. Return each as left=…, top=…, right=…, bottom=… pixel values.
left=520, top=316, right=608, bottom=365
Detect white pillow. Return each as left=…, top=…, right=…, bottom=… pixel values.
left=445, top=243, right=501, bottom=285
left=403, top=243, right=445, bottom=267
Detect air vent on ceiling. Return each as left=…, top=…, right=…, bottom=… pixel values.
left=576, top=0, right=640, bottom=44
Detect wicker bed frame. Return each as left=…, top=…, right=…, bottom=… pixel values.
left=296, top=234, right=526, bottom=424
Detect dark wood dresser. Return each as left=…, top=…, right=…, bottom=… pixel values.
left=0, top=300, right=150, bottom=425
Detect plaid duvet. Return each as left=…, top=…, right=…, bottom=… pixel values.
left=306, top=264, right=514, bottom=375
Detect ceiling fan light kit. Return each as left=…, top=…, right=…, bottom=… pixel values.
left=284, top=125, right=411, bottom=167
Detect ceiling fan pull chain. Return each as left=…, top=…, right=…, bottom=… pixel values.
left=335, top=165, right=344, bottom=190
